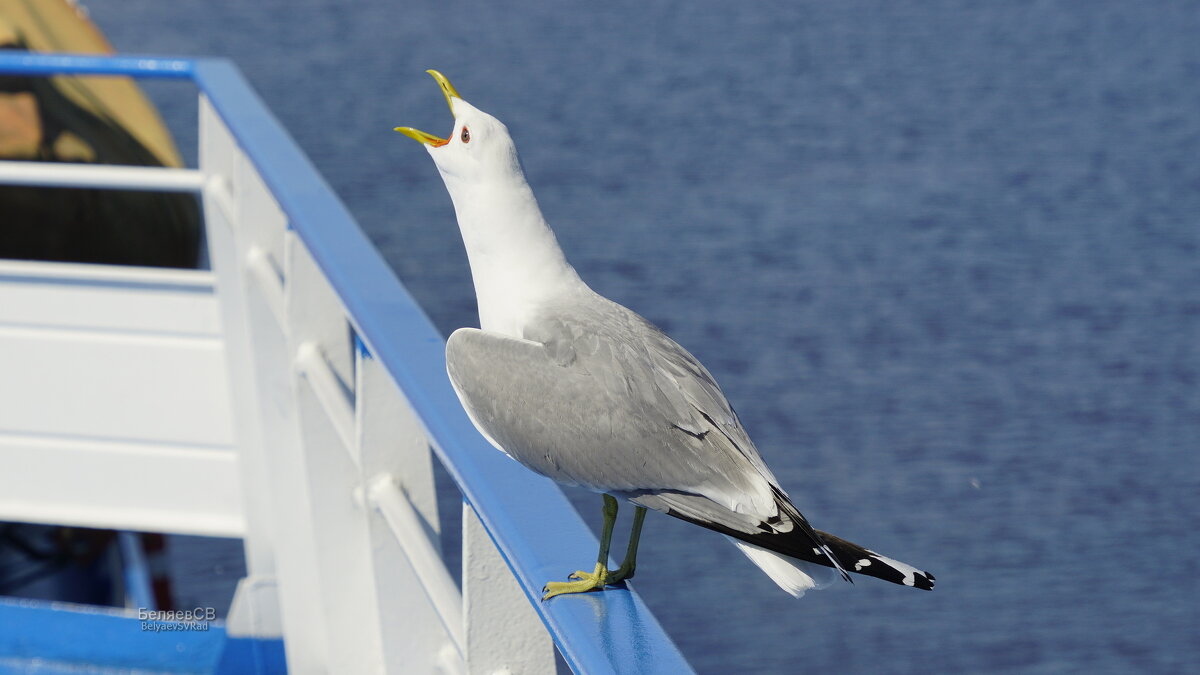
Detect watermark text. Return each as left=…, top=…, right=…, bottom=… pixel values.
left=138, top=607, right=215, bottom=632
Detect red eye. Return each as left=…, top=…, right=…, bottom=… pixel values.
left=461, top=126, right=470, bottom=143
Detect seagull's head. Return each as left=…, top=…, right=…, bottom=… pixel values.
left=395, top=70, right=522, bottom=188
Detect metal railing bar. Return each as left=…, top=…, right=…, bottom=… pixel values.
left=202, top=176, right=238, bottom=231
left=0, top=258, right=214, bottom=288
left=116, top=532, right=156, bottom=611
left=367, top=476, right=466, bottom=661
left=0, top=52, right=194, bottom=78
left=294, top=341, right=357, bottom=456
left=0, top=160, right=204, bottom=192
left=244, top=247, right=287, bottom=329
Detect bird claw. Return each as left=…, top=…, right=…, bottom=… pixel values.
left=542, top=563, right=609, bottom=600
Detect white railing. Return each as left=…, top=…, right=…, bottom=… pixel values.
left=0, top=53, right=693, bottom=674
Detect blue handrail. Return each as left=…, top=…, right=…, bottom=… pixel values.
left=0, top=51, right=693, bottom=674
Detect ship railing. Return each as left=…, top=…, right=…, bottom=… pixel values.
left=0, top=52, right=692, bottom=675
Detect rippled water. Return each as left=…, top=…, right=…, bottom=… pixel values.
left=87, top=2, right=1198, bottom=672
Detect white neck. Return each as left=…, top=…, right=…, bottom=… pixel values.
left=444, top=172, right=583, bottom=336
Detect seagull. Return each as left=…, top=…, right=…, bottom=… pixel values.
left=395, top=70, right=935, bottom=599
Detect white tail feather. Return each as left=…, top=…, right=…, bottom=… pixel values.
left=728, top=537, right=839, bottom=598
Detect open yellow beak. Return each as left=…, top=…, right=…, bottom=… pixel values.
left=394, top=69, right=462, bottom=147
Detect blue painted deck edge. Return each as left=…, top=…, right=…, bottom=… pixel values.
left=0, top=596, right=285, bottom=674
left=0, top=51, right=694, bottom=675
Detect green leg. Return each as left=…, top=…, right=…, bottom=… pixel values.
left=607, top=505, right=647, bottom=584
left=542, top=495, right=620, bottom=600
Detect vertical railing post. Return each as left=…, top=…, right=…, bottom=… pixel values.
left=199, top=94, right=284, bottom=640
left=355, top=345, right=464, bottom=673
left=463, top=505, right=558, bottom=675
left=284, top=232, right=392, bottom=672
left=201, top=95, right=332, bottom=671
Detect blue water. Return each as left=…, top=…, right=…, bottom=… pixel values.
left=87, top=1, right=1198, bottom=672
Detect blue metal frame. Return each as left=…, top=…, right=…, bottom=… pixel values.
left=0, top=52, right=693, bottom=674
left=0, top=597, right=285, bottom=675
left=116, top=532, right=156, bottom=611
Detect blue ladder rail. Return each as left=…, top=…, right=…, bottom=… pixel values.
left=0, top=51, right=693, bottom=674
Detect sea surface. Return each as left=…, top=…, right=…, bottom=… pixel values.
left=85, top=2, right=1198, bottom=672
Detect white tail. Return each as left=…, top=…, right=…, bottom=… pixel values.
left=728, top=537, right=839, bottom=598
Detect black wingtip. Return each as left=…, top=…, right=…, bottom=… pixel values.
left=914, top=570, right=936, bottom=591
left=816, top=530, right=936, bottom=591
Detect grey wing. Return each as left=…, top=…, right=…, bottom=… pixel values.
left=633, top=311, right=784, bottom=489
left=445, top=322, right=776, bottom=516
